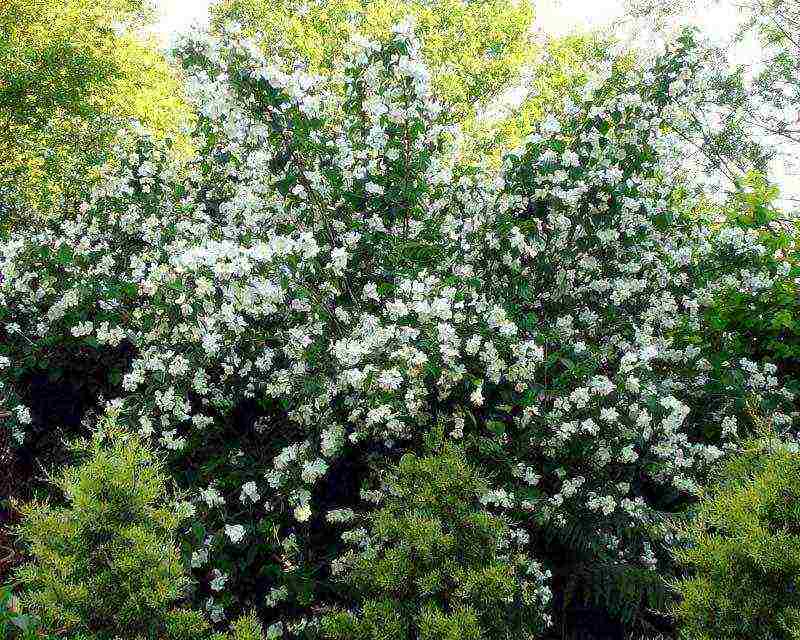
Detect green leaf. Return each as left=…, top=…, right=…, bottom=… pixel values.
left=56, top=244, right=74, bottom=265
left=486, top=420, right=506, bottom=437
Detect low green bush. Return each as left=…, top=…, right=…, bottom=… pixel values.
left=320, top=445, right=551, bottom=640
left=671, top=439, right=800, bottom=640
left=9, top=418, right=268, bottom=640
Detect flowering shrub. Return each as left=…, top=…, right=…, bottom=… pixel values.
left=209, top=0, right=537, bottom=126
left=1, top=15, right=798, bottom=634
left=689, top=172, right=800, bottom=377
left=671, top=439, right=800, bottom=639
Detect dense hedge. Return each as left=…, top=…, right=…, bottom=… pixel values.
left=1, top=11, right=799, bottom=639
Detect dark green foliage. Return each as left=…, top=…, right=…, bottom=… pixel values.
left=703, top=174, right=800, bottom=374
left=320, top=446, right=548, bottom=640
left=671, top=441, right=800, bottom=640
left=558, top=560, right=672, bottom=633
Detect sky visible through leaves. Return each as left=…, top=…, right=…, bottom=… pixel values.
left=149, top=0, right=799, bottom=206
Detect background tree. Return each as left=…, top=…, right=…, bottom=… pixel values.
left=0, top=0, right=190, bottom=225
left=465, top=31, right=622, bottom=166
left=623, top=0, right=800, bottom=201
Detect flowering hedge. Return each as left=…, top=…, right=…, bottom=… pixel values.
left=1, top=18, right=798, bottom=634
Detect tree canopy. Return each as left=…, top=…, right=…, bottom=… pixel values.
left=0, top=0, right=189, bottom=218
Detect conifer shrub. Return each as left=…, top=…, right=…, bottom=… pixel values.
left=671, top=440, right=800, bottom=640
left=11, top=419, right=207, bottom=639
left=9, top=420, right=277, bottom=639
left=320, top=445, right=551, bottom=640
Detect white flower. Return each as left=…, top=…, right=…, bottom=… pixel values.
left=541, top=114, right=562, bottom=134
left=175, top=501, right=196, bottom=520
left=600, top=407, right=619, bottom=423
left=200, top=485, right=225, bottom=508
left=470, top=384, right=484, bottom=407
left=225, top=524, right=246, bottom=544
left=480, top=488, right=513, bottom=508
left=264, top=585, right=289, bottom=608
left=301, top=458, right=328, bottom=484
left=71, top=321, right=94, bottom=337
left=330, top=247, right=348, bottom=272
left=159, top=429, right=186, bottom=451
left=326, top=508, right=356, bottom=523
left=240, top=481, right=260, bottom=504
left=377, top=368, right=403, bottom=391
left=465, top=335, right=482, bottom=355
left=205, top=597, right=224, bottom=623
left=15, top=406, right=32, bottom=424
left=363, top=282, right=380, bottom=300
left=201, top=332, right=221, bottom=356
left=191, top=547, right=209, bottom=568
left=210, top=569, right=228, bottom=591
left=721, top=415, right=738, bottom=438
left=513, top=463, right=540, bottom=485
left=195, top=277, right=214, bottom=296
left=625, top=376, right=641, bottom=393
left=294, top=504, right=312, bottom=522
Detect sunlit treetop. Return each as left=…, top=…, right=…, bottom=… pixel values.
left=210, top=0, right=537, bottom=124
left=0, top=0, right=158, bottom=127
left=0, top=0, right=190, bottom=217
